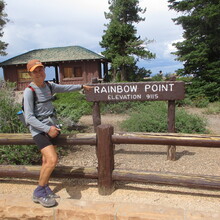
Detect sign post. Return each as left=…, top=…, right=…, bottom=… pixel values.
left=85, top=80, right=185, bottom=160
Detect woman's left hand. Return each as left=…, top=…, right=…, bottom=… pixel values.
left=48, top=126, right=61, bottom=138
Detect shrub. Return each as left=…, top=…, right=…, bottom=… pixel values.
left=100, top=101, right=142, bottom=114
left=121, top=102, right=208, bottom=134
left=176, top=97, right=193, bottom=107
left=175, top=108, right=207, bottom=133
left=0, top=81, right=43, bottom=165
left=0, top=81, right=28, bottom=133
left=185, top=79, right=219, bottom=103
left=53, top=91, right=93, bottom=132
left=0, top=145, right=41, bottom=165
left=191, top=96, right=210, bottom=108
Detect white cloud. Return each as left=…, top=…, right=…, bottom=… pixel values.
left=164, top=37, right=184, bottom=58
left=0, top=0, right=183, bottom=77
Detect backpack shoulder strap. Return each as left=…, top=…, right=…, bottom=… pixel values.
left=45, top=81, right=52, bottom=94
left=27, top=85, right=35, bottom=92
left=22, top=84, right=37, bottom=111
left=28, top=84, right=37, bottom=100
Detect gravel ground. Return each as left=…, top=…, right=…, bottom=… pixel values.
left=57, top=110, right=220, bottom=213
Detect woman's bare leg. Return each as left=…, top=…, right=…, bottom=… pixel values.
left=39, top=145, right=58, bottom=186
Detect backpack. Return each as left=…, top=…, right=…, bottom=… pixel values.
left=17, top=81, right=53, bottom=126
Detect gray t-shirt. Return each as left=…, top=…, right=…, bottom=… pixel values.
left=23, top=82, right=82, bottom=137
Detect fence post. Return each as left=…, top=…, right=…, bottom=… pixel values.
left=167, top=75, right=176, bottom=161
left=91, top=78, right=101, bottom=131
left=96, top=124, right=115, bottom=195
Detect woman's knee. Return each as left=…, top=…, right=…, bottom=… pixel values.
left=48, top=155, right=58, bottom=167
left=41, top=145, right=58, bottom=168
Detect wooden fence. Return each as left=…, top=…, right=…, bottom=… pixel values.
left=1, top=125, right=220, bottom=195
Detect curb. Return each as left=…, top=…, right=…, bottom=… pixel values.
left=0, top=195, right=220, bottom=220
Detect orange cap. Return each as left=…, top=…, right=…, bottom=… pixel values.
left=27, top=59, right=44, bottom=72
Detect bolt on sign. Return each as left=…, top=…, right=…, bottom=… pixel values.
left=85, top=81, right=185, bottom=102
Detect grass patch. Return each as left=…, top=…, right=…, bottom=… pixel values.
left=204, top=102, right=220, bottom=115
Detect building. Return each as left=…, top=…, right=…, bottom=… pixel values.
left=0, top=45, right=108, bottom=90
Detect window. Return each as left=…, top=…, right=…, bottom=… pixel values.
left=74, top=67, right=82, bottom=77
left=63, top=67, right=73, bottom=78
left=17, top=69, right=31, bottom=81
left=63, top=66, right=83, bottom=78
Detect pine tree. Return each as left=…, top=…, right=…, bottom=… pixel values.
left=100, top=0, right=155, bottom=81
left=0, top=0, right=8, bottom=56
left=168, top=0, right=220, bottom=101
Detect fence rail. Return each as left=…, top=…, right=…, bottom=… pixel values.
left=112, top=132, right=220, bottom=147
left=1, top=125, right=220, bottom=195
left=0, top=165, right=98, bottom=179
left=0, top=133, right=96, bottom=145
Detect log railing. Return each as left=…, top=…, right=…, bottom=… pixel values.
left=1, top=125, right=220, bottom=195
left=0, top=133, right=96, bottom=145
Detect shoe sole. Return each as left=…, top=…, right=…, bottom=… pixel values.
left=32, top=196, right=56, bottom=207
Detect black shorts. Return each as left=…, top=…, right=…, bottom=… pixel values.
left=33, top=132, right=59, bottom=150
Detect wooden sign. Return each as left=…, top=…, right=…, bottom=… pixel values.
left=85, top=81, right=185, bottom=102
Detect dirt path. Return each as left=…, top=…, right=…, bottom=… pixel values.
left=57, top=108, right=220, bottom=213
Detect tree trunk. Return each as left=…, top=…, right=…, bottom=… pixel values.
left=121, top=65, right=127, bottom=81
left=112, top=68, right=117, bottom=81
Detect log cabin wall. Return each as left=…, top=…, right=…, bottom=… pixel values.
left=59, top=60, right=101, bottom=85
left=3, top=65, right=32, bottom=90
left=3, top=60, right=103, bottom=90
left=3, top=66, right=16, bottom=82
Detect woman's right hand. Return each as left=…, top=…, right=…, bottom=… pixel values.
left=48, top=125, right=61, bottom=138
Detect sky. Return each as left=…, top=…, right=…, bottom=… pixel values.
left=0, top=0, right=184, bottom=79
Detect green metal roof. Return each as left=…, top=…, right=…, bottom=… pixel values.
left=0, top=45, right=106, bottom=66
